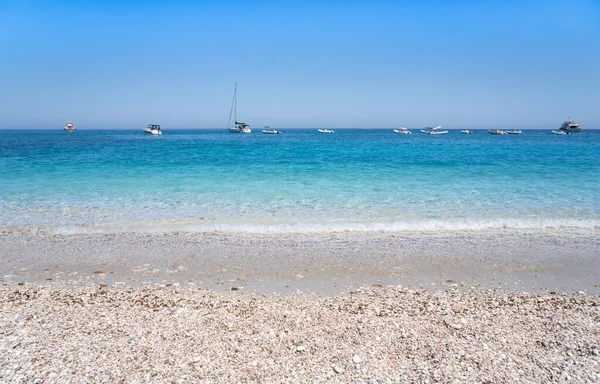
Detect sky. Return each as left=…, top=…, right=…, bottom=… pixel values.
left=0, top=0, right=599, bottom=129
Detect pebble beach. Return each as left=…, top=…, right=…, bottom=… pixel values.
left=1, top=229, right=600, bottom=382
left=1, top=284, right=599, bottom=383
left=2, top=3, right=600, bottom=382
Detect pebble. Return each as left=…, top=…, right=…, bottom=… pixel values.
left=0, top=284, right=597, bottom=383
left=444, top=319, right=462, bottom=330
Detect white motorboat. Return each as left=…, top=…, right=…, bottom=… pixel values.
left=393, top=127, right=411, bottom=134
left=505, top=130, right=523, bottom=135
left=318, top=129, right=334, bottom=134
left=421, top=125, right=448, bottom=134
left=228, top=83, right=251, bottom=133
left=552, top=130, right=569, bottom=135
left=559, top=118, right=580, bottom=133
left=143, top=124, right=162, bottom=135
left=63, top=121, right=76, bottom=132
left=488, top=129, right=507, bottom=135
left=420, top=125, right=441, bottom=133
left=262, top=126, right=281, bottom=134
left=461, top=130, right=473, bottom=134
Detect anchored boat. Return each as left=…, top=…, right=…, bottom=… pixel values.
left=393, top=127, right=411, bottom=134
left=64, top=121, right=76, bottom=132
left=262, top=126, right=281, bottom=134
left=228, top=83, right=251, bottom=133
left=559, top=119, right=580, bottom=133
left=421, top=125, right=448, bottom=135
left=143, top=124, right=162, bottom=135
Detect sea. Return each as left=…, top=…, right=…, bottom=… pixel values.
left=1, top=129, right=599, bottom=235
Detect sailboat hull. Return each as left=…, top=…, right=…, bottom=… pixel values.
left=229, top=127, right=251, bottom=133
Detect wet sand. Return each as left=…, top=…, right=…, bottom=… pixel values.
left=1, top=228, right=599, bottom=294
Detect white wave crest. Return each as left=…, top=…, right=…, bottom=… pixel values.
left=48, top=217, right=600, bottom=235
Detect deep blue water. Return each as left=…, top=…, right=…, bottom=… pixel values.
left=1, top=129, right=599, bottom=233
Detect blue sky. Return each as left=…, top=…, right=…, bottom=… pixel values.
left=0, top=0, right=598, bottom=129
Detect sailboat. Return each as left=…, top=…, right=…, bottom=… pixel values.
left=228, top=83, right=251, bottom=133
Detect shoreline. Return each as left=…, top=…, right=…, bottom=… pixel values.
left=1, top=228, right=599, bottom=295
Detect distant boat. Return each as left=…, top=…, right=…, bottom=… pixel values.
left=552, top=130, right=569, bottom=135
left=461, top=130, right=473, bottom=134
left=559, top=118, right=580, bottom=133
left=393, top=127, right=411, bottom=134
left=505, top=130, right=523, bottom=135
left=262, top=126, right=281, bottom=134
left=318, top=129, right=334, bottom=134
left=421, top=125, right=448, bottom=135
left=228, top=83, right=251, bottom=133
left=143, top=124, right=162, bottom=135
left=63, top=121, right=76, bottom=132
left=488, top=129, right=507, bottom=135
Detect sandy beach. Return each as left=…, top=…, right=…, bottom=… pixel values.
left=1, top=229, right=599, bottom=382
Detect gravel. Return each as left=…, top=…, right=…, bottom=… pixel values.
left=1, top=283, right=599, bottom=383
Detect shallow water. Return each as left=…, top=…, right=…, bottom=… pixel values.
left=1, top=128, right=599, bottom=234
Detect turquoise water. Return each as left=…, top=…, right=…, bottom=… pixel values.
left=1, top=129, right=599, bottom=234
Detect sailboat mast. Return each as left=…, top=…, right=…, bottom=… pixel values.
left=234, top=83, right=237, bottom=125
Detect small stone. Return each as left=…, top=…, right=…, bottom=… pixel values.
left=352, top=355, right=362, bottom=364
left=296, top=346, right=306, bottom=352
left=333, top=365, right=345, bottom=374
left=231, top=287, right=239, bottom=291
left=444, top=319, right=462, bottom=330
